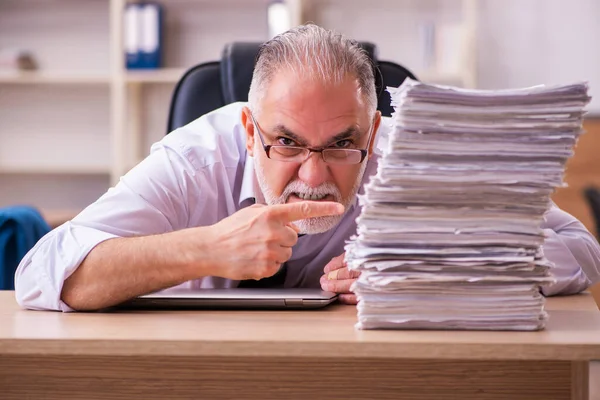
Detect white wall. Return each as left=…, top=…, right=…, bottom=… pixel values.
left=315, top=0, right=600, bottom=112
left=476, top=0, right=600, bottom=113
left=312, top=0, right=463, bottom=78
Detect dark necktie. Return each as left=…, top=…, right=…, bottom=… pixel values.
left=238, top=262, right=288, bottom=288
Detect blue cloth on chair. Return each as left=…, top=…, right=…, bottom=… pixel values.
left=0, top=206, right=50, bottom=290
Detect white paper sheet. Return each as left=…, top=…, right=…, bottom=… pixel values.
left=346, top=78, right=590, bottom=331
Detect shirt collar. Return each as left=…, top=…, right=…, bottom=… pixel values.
left=239, top=152, right=259, bottom=206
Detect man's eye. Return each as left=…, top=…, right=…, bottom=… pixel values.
left=277, top=137, right=297, bottom=146
left=332, top=139, right=353, bottom=149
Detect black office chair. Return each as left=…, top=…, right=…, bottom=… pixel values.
left=167, top=41, right=417, bottom=133
left=584, top=186, right=600, bottom=239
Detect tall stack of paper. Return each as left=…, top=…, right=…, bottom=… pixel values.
left=346, top=78, right=591, bottom=331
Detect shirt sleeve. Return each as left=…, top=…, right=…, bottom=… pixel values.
left=14, top=138, right=201, bottom=311
left=540, top=203, right=600, bottom=296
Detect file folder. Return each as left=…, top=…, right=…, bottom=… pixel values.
left=139, top=2, right=163, bottom=69
left=124, top=2, right=163, bottom=70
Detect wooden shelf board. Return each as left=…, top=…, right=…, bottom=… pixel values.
left=0, top=71, right=110, bottom=84
left=0, top=165, right=111, bottom=175
left=125, top=68, right=186, bottom=83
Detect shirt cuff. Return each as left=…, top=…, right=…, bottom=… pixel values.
left=15, top=222, right=119, bottom=312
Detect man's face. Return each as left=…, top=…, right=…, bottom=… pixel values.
left=243, top=70, right=381, bottom=234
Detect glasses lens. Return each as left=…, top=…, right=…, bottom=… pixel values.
left=323, top=149, right=362, bottom=164
left=270, top=146, right=306, bottom=159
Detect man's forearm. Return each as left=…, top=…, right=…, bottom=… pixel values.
left=60, top=200, right=341, bottom=311
left=61, top=228, right=211, bottom=311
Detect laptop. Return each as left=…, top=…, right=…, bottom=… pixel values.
left=118, top=287, right=339, bottom=310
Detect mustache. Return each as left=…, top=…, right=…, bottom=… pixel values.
left=282, top=181, right=342, bottom=202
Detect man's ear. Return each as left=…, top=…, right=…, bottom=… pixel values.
left=367, top=111, right=382, bottom=159
left=241, top=106, right=255, bottom=156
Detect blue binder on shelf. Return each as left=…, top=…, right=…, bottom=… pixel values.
left=125, top=2, right=163, bottom=70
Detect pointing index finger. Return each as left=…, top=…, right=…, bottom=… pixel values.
left=269, top=201, right=345, bottom=223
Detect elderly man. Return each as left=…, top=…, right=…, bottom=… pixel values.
left=15, top=24, right=600, bottom=311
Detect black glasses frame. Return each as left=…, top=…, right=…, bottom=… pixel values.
left=249, top=112, right=372, bottom=164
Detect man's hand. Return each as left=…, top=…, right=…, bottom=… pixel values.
left=202, top=201, right=344, bottom=281
left=320, top=253, right=361, bottom=305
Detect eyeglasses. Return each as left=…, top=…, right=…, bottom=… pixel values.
left=250, top=113, right=373, bottom=165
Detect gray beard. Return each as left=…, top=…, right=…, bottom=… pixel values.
left=253, top=147, right=367, bottom=235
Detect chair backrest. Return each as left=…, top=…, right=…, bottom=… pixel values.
left=167, top=42, right=417, bottom=133
left=584, top=186, right=600, bottom=239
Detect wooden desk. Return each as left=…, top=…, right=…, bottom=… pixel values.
left=0, top=292, right=599, bottom=400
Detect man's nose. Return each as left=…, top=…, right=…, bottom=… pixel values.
left=297, top=152, right=329, bottom=188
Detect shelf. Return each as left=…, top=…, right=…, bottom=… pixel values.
left=125, top=68, right=186, bottom=84
left=0, top=0, right=482, bottom=214
left=0, top=63, right=188, bottom=87
left=0, top=71, right=110, bottom=85
left=0, top=165, right=111, bottom=175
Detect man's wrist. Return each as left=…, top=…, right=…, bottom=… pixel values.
left=170, top=226, right=218, bottom=281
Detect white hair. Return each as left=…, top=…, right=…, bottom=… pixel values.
left=248, top=24, right=377, bottom=117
